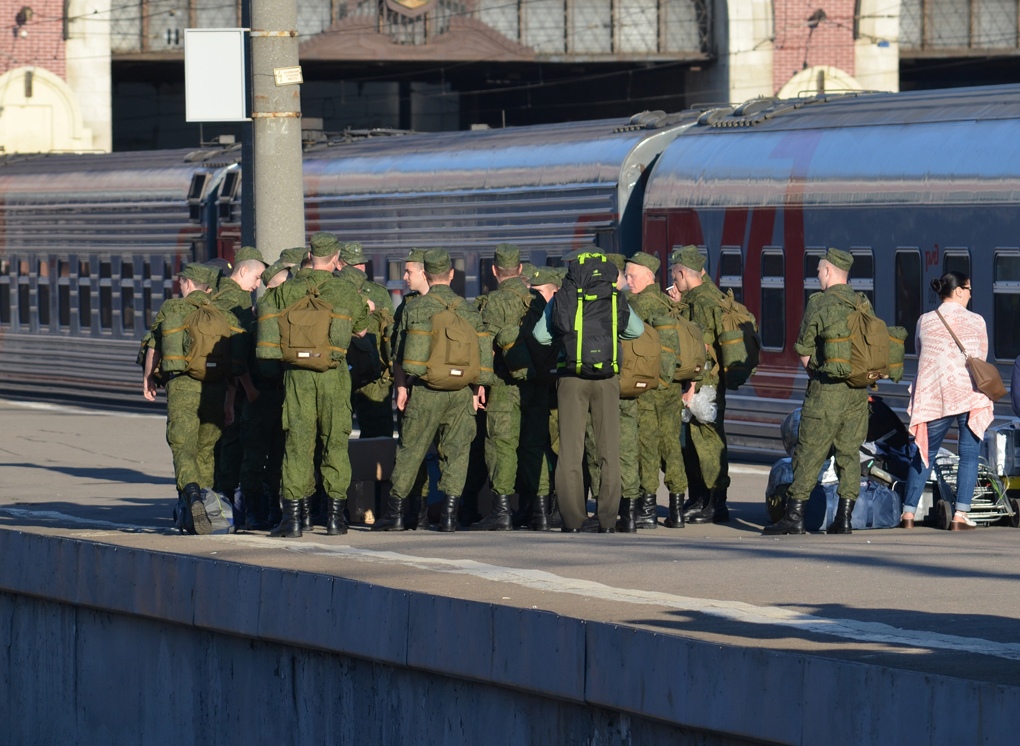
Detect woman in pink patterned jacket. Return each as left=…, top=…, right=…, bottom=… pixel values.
left=900, top=271, right=994, bottom=530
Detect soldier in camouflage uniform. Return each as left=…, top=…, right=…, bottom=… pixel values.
left=209, top=246, right=268, bottom=523
left=259, top=232, right=370, bottom=538
left=374, top=248, right=492, bottom=532
left=764, top=248, right=868, bottom=535
left=671, top=246, right=732, bottom=524
left=339, top=241, right=396, bottom=438
left=624, top=252, right=688, bottom=530
left=143, top=262, right=244, bottom=534
left=473, top=244, right=533, bottom=530
left=236, top=258, right=294, bottom=530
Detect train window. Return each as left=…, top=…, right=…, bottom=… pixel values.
left=451, top=257, right=466, bottom=297
left=17, top=259, right=30, bottom=327
left=718, top=248, right=743, bottom=303
left=546, top=255, right=564, bottom=268
left=121, top=261, right=135, bottom=334
left=850, top=248, right=875, bottom=304
left=37, top=258, right=51, bottom=328
left=993, top=251, right=1020, bottom=360
left=58, top=260, right=71, bottom=328
left=943, top=250, right=971, bottom=277
left=99, top=261, right=113, bottom=331
left=895, top=249, right=922, bottom=355
left=0, top=257, right=9, bottom=325
left=79, top=260, right=92, bottom=330
left=760, top=249, right=785, bottom=350
left=387, top=260, right=403, bottom=283
left=803, top=249, right=825, bottom=308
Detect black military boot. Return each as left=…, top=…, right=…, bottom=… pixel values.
left=635, top=493, right=658, bottom=529
left=439, top=495, right=461, bottom=533
left=547, top=494, right=563, bottom=529
left=711, top=490, right=731, bottom=523
left=300, top=497, right=313, bottom=531
left=184, top=482, right=212, bottom=535
left=687, top=491, right=717, bottom=525
left=372, top=495, right=406, bottom=531
left=763, top=498, right=807, bottom=536
left=270, top=498, right=302, bottom=538
left=512, top=493, right=534, bottom=529
left=530, top=495, right=550, bottom=531
left=663, top=492, right=685, bottom=529
left=325, top=497, right=348, bottom=536
left=266, top=493, right=282, bottom=533
left=472, top=494, right=513, bottom=531
left=615, top=498, right=638, bottom=533
left=681, top=491, right=708, bottom=522
left=826, top=498, right=855, bottom=535
left=412, top=495, right=430, bottom=531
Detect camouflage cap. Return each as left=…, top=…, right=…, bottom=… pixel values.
left=627, top=251, right=660, bottom=274
left=406, top=248, right=427, bottom=264
left=177, top=262, right=217, bottom=286
left=520, top=262, right=536, bottom=279
left=424, top=248, right=452, bottom=274
left=233, top=246, right=268, bottom=266
left=339, top=241, right=366, bottom=265
left=823, top=247, right=854, bottom=272
left=309, top=232, right=341, bottom=257
left=671, top=245, right=705, bottom=272
left=260, top=261, right=289, bottom=286
left=338, top=264, right=367, bottom=291
left=529, top=266, right=563, bottom=288
left=605, top=253, right=626, bottom=272
left=279, top=247, right=308, bottom=266
left=494, top=243, right=521, bottom=269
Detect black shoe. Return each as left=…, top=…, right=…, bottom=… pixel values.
left=530, top=495, right=550, bottom=531
left=547, top=494, right=563, bottom=529
left=712, top=490, right=730, bottom=524
left=688, top=490, right=718, bottom=525
left=635, top=493, right=658, bottom=529
left=472, top=494, right=513, bottom=531
left=439, top=495, right=460, bottom=532
left=663, top=492, right=685, bottom=528
left=185, top=483, right=212, bottom=535
left=372, top=495, right=407, bottom=532
left=581, top=517, right=602, bottom=533
left=826, top=498, right=855, bottom=535
left=300, top=496, right=313, bottom=531
left=325, top=497, right=348, bottom=536
left=411, top=494, right=430, bottom=530
left=763, top=497, right=806, bottom=536
left=270, top=498, right=302, bottom=538
left=615, top=498, right=638, bottom=533
left=681, top=491, right=708, bottom=522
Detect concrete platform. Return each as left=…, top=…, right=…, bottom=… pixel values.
left=2, top=398, right=1019, bottom=744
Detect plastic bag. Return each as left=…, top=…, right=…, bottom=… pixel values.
left=682, top=384, right=717, bottom=424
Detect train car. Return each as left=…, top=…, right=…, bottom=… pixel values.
left=298, top=112, right=696, bottom=302
left=642, top=85, right=1020, bottom=454
left=0, top=148, right=240, bottom=402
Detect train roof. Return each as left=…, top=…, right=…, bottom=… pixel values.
left=645, top=84, right=1020, bottom=210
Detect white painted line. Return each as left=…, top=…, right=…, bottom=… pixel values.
left=729, top=465, right=772, bottom=475
left=0, top=399, right=163, bottom=419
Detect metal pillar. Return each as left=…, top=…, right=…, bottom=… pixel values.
left=248, top=0, right=305, bottom=263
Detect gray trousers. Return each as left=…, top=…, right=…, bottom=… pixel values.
left=555, top=376, right=622, bottom=530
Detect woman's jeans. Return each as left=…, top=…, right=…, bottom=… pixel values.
left=903, top=412, right=980, bottom=514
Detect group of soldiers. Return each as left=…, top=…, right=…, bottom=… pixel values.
left=142, top=230, right=868, bottom=538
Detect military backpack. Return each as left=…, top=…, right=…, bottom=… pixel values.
left=278, top=284, right=347, bottom=372
left=354, top=305, right=396, bottom=401
left=619, top=322, right=662, bottom=398
left=160, top=295, right=237, bottom=383
left=716, top=290, right=761, bottom=389
left=819, top=293, right=890, bottom=387
left=405, top=297, right=482, bottom=390
left=653, top=312, right=705, bottom=383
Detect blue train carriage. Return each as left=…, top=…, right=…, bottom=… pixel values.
left=0, top=148, right=238, bottom=402
left=300, top=111, right=697, bottom=303
left=641, top=85, right=1020, bottom=455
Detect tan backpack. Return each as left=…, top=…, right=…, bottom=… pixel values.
left=819, top=293, right=890, bottom=387
left=160, top=297, right=236, bottom=383
left=716, top=290, right=761, bottom=389
left=279, top=284, right=341, bottom=372
left=670, top=314, right=707, bottom=382
left=421, top=298, right=482, bottom=390
left=619, top=323, right=662, bottom=398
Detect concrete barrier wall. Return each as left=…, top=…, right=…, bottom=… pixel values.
left=0, top=530, right=1018, bottom=745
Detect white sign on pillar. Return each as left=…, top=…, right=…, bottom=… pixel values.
left=184, top=29, right=249, bottom=122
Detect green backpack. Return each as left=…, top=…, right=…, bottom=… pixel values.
left=161, top=297, right=236, bottom=383
left=419, top=298, right=482, bottom=391
left=819, top=293, right=890, bottom=387
left=662, top=313, right=707, bottom=382
left=619, top=322, right=662, bottom=398
left=887, top=326, right=908, bottom=383
left=716, top=290, right=761, bottom=389
left=278, top=284, right=342, bottom=372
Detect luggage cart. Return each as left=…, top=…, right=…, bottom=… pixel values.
left=930, top=452, right=1018, bottom=529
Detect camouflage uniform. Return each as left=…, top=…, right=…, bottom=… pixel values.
left=384, top=279, right=492, bottom=530
left=788, top=283, right=869, bottom=504
left=265, top=265, right=369, bottom=533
